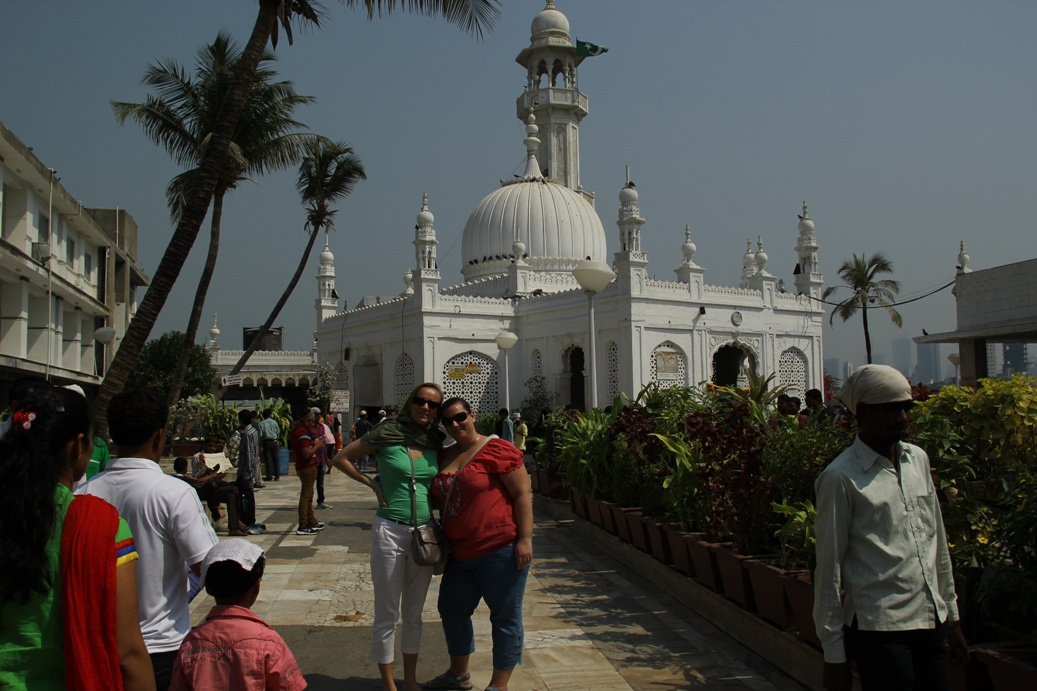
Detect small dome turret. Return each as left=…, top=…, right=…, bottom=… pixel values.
left=797, top=201, right=815, bottom=235
left=531, top=1, right=570, bottom=45
left=417, top=192, right=434, bottom=227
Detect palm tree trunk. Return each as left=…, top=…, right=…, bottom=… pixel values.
left=94, top=0, right=281, bottom=433
left=862, top=298, right=873, bottom=364
left=167, top=188, right=226, bottom=407
left=215, top=225, right=322, bottom=400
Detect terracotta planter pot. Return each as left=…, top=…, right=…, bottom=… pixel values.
left=171, top=442, right=203, bottom=457
left=609, top=504, right=633, bottom=542
left=686, top=537, right=724, bottom=593
left=543, top=470, right=567, bottom=499
left=744, top=558, right=793, bottom=629
left=529, top=468, right=541, bottom=494
left=585, top=496, right=604, bottom=527
left=712, top=543, right=755, bottom=608
left=598, top=500, right=618, bottom=535
left=974, top=644, right=1037, bottom=690
left=781, top=572, right=821, bottom=649
left=644, top=517, right=673, bottom=565
left=568, top=485, right=588, bottom=518
left=662, top=524, right=694, bottom=576
left=629, top=513, right=652, bottom=553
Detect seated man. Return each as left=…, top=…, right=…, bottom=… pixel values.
left=192, top=438, right=230, bottom=478
left=172, top=457, right=246, bottom=536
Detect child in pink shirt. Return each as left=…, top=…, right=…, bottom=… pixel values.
left=171, top=540, right=306, bottom=690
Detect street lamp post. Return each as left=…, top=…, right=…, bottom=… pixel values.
left=572, top=259, right=615, bottom=410
left=495, top=330, right=518, bottom=410
left=95, top=325, right=117, bottom=377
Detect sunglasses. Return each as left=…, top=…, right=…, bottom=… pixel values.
left=442, top=411, right=470, bottom=427
left=412, top=396, right=441, bottom=410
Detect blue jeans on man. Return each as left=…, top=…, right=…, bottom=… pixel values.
left=437, top=543, right=529, bottom=671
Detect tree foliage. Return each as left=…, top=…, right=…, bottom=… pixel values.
left=822, top=252, right=902, bottom=364
left=130, top=331, right=215, bottom=401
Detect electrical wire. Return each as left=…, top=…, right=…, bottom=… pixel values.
left=809, top=278, right=956, bottom=309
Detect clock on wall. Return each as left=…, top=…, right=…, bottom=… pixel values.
left=731, top=311, right=742, bottom=327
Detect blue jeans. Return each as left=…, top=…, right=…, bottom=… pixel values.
left=437, top=543, right=529, bottom=671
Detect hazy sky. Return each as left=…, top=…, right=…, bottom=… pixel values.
left=3, top=0, right=1035, bottom=371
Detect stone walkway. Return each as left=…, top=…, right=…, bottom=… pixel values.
left=187, top=466, right=807, bottom=690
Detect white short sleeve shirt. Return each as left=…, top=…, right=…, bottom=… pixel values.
left=78, top=457, right=219, bottom=653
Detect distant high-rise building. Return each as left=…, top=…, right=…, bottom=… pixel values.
left=1003, top=343, right=1029, bottom=377
left=914, top=343, right=941, bottom=383
left=892, top=338, right=914, bottom=377
left=824, top=358, right=841, bottom=381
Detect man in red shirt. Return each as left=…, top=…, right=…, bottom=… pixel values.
left=290, top=409, right=326, bottom=536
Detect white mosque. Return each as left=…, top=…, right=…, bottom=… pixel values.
left=309, top=1, right=826, bottom=416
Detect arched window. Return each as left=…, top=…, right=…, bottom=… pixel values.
left=650, top=341, right=687, bottom=390
left=607, top=341, right=619, bottom=401
left=442, top=351, right=499, bottom=416
left=395, top=353, right=415, bottom=407
left=779, top=348, right=809, bottom=396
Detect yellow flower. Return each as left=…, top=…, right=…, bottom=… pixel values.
left=978, top=536, right=989, bottom=545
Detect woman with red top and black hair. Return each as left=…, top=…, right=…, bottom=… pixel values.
left=0, top=386, right=154, bottom=690
left=422, top=397, right=533, bottom=691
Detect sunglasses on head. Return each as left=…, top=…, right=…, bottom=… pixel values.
left=442, top=411, right=470, bottom=427
left=412, top=396, right=441, bottom=410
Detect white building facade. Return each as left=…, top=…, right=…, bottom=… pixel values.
left=314, top=1, right=826, bottom=416
left=0, top=120, right=148, bottom=397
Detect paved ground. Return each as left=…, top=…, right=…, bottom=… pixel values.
left=186, top=465, right=807, bottom=690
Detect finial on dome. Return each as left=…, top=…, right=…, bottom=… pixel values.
left=681, top=225, right=697, bottom=264
left=797, top=201, right=815, bottom=235
left=755, top=236, right=769, bottom=267
left=416, top=191, right=434, bottom=227
left=520, top=113, right=545, bottom=180
left=957, top=241, right=971, bottom=274
left=209, top=313, right=221, bottom=341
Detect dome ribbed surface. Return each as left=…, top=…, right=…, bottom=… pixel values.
left=461, top=180, right=606, bottom=281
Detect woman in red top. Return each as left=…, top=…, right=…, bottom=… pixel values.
left=423, top=397, right=532, bottom=691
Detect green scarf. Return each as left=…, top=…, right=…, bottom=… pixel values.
left=361, top=414, right=445, bottom=450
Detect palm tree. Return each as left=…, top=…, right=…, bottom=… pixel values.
left=219, top=139, right=365, bottom=394
left=113, top=32, right=318, bottom=406
left=822, top=252, right=902, bottom=364
left=95, top=0, right=499, bottom=432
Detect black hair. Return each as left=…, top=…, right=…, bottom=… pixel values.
left=238, top=409, right=254, bottom=425
left=173, top=456, right=188, bottom=473
left=7, top=376, right=49, bottom=407
left=108, top=388, right=168, bottom=447
left=0, top=387, right=92, bottom=605
left=498, top=408, right=509, bottom=416
left=805, top=389, right=823, bottom=403
left=205, top=556, right=265, bottom=601
left=262, top=409, right=273, bottom=419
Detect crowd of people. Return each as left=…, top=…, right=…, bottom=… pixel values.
left=1, top=366, right=968, bottom=691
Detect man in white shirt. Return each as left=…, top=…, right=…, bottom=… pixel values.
left=813, top=365, right=968, bottom=690
left=78, top=389, right=218, bottom=691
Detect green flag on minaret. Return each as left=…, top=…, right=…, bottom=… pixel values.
left=576, top=39, right=608, bottom=57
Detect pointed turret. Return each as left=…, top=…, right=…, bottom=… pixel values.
left=614, top=168, right=649, bottom=295
left=674, top=224, right=706, bottom=299
left=411, top=193, right=440, bottom=308
left=793, top=202, right=824, bottom=299
left=315, top=231, right=339, bottom=338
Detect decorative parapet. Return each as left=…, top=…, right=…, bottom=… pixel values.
left=704, top=284, right=763, bottom=298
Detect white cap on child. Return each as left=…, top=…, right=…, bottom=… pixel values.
left=201, top=538, right=265, bottom=585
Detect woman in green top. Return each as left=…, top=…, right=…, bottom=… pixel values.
left=0, top=386, right=154, bottom=690
left=333, top=382, right=445, bottom=691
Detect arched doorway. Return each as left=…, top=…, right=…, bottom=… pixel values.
left=564, top=346, right=586, bottom=411
left=712, top=343, right=756, bottom=387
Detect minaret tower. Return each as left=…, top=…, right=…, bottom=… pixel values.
left=315, top=232, right=339, bottom=336
left=793, top=202, right=824, bottom=300
left=515, top=1, right=591, bottom=199
left=614, top=170, right=649, bottom=295
left=411, top=193, right=441, bottom=309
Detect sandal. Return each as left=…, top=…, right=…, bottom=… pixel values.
left=421, top=671, right=472, bottom=690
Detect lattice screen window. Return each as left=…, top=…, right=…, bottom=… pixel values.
left=607, top=341, right=619, bottom=401
left=395, top=353, right=415, bottom=407
left=532, top=349, right=543, bottom=379
left=335, top=361, right=349, bottom=390
left=442, top=351, right=499, bottom=416
left=650, top=341, right=686, bottom=390
left=779, top=348, right=808, bottom=395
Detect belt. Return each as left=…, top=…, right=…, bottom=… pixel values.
left=380, top=516, right=414, bottom=527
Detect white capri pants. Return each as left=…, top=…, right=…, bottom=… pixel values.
left=369, top=514, right=435, bottom=664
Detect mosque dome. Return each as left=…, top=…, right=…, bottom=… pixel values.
left=320, top=245, right=334, bottom=263
left=417, top=192, right=434, bottom=227
left=531, top=1, right=570, bottom=45
left=461, top=112, right=606, bottom=282
left=619, top=181, right=638, bottom=204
